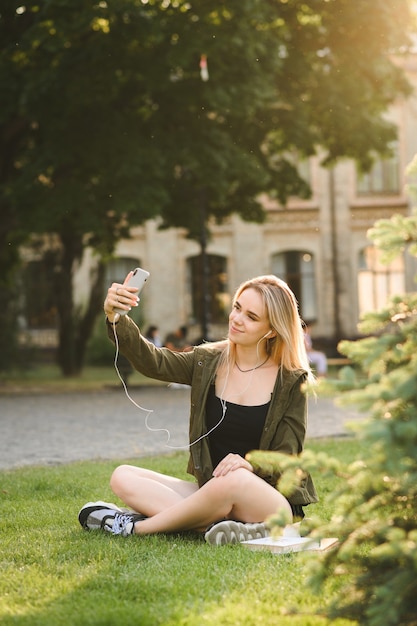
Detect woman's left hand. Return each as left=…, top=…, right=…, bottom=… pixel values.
left=104, top=271, right=140, bottom=322
left=212, top=453, right=253, bottom=477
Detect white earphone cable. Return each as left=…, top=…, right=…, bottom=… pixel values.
left=112, top=322, right=270, bottom=449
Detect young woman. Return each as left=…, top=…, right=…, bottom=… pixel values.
left=78, top=273, right=318, bottom=544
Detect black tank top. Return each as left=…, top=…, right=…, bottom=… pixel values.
left=206, top=384, right=270, bottom=468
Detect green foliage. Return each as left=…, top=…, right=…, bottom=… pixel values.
left=367, top=155, right=417, bottom=264
left=319, top=226, right=417, bottom=625
left=367, top=212, right=417, bottom=265
left=262, top=155, right=417, bottom=625
left=85, top=305, right=145, bottom=366
left=85, top=317, right=117, bottom=366
left=263, top=167, right=417, bottom=624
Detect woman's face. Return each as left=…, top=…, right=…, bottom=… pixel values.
left=228, top=287, right=272, bottom=346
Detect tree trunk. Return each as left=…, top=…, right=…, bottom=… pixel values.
left=74, top=261, right=106, bottom=371
left=199, top=190, right=211, bottom=342
left=55, top=231, right=106, bottom=376
left=55, top=232, right=78, bottom=376
left=329, top=167, right=342, bottom=344
left=0, top=230, right=21, bottom=370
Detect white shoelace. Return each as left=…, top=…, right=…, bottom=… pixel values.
left=110, top=513, right=133, bottom=535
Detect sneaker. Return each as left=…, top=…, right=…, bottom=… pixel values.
left=103, top=511, right=146, bottom=537
left=204, top=520, right=268, bottom=546
left=78, top=501, right=145, bottom=536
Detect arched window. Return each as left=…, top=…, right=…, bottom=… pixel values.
left=358, top=246, right=405, bottom=315
left=21, top=257, right=57, bottom=328
left=271, top=251, right=316, bottom=320
left=105, top=257, right=141, bottom=287
left=105, top=257, right=145, bottom=323
left=357, top=143, right=400, bottom=195
left=186, top=254, right=229, bottom=324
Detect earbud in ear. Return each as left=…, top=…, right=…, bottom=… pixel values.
left=263, top=330, right=272, bottom=339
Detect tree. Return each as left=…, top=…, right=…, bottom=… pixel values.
left=250, top=155, right=417, bottom=626
left=312, top=158, right=417, bottom=626
left=0, top=0, right=412, bottom=374
left=1, top=0, right=169, bottom=373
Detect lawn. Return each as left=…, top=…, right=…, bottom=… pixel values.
left=0, top=365, right=164, bottom=394
left=0, top=440, right=362, bottom=626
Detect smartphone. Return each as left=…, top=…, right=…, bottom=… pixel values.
left=114, top=267, right=150, bottom=315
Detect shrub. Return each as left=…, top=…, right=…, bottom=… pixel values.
left=254, top=155, right=417, bottom=626
left=309, top=156, right=417, bottom=626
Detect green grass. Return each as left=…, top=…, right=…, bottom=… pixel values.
left=0, top=364, right=164, bottom=394
left=0, top=441, right=361, bottom=626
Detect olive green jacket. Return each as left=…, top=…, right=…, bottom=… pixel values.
left=107, top=316, right=318, bottom=506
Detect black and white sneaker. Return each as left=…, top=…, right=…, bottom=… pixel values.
left=103, top=511, right=146, bottom=537
left=204, top=520, right=268, bottom=546
left=78, top=501, right=145, bottom=536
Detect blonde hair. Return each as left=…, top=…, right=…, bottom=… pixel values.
left=219, top=275, right=314, bottom=383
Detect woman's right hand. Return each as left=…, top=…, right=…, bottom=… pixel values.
left=104, top=271, right=140, bottom=323
left=212, top=453, right=254, bottom=478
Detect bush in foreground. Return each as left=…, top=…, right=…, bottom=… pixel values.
left=251, top=155, right=417, bottom=626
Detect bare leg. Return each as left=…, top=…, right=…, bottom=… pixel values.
left=110, top=465, right=292, bottom=536
left=110, top=465, right=199, bottom=516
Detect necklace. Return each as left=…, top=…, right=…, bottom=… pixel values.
left=235, top=356, right=269, bottom=373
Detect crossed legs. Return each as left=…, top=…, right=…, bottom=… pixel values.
left=110, top=464, right=292, bottom=536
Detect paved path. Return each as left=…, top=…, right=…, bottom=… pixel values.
left=0, top=386, right=366, bottom=470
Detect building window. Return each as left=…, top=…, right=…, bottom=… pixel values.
left=357, top=145, right=400, bottom=195
left=187, top=255, right=229, bottom=324
left=297, top=158, right=311, bottom=187
left=21, top=258, right=57, bottom=328
left=271, top=251, right=316, bottom=320
left=358, top=246, right=405, bottom=315
left=105, top=257, right=141, bottom=288
left=105, top=257, right=145, bottom=323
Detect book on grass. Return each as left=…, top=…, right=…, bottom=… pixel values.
left=242, top=521, right=338, bottom=554
left=242, top=535, right=339, bottom=554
